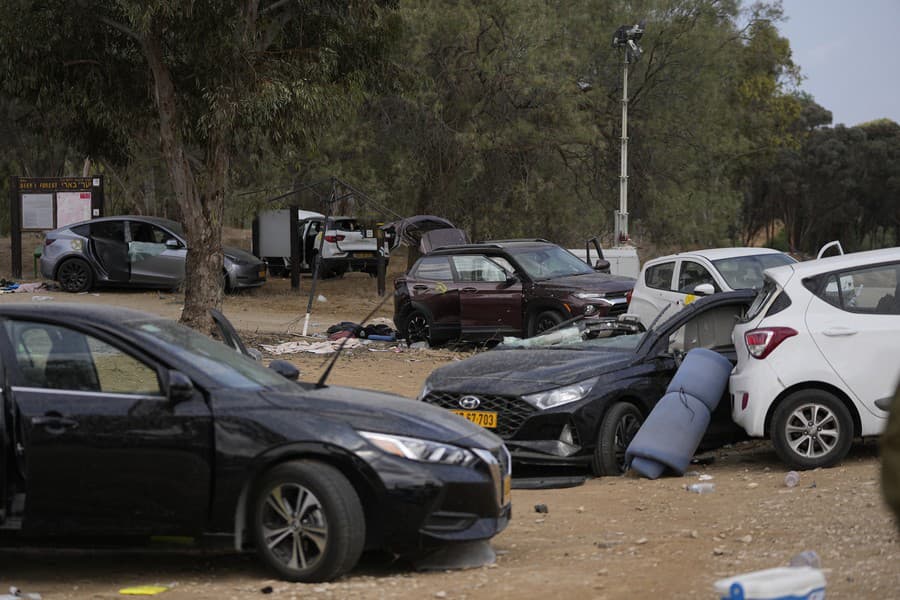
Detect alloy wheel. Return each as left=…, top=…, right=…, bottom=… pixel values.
left=783, top=402, right=840, bottom=459
left=613, top=412, right=642, bottom=472
left=59, top=260, right=91, bottom=292
left=260, top=483, right=329, bottom=571
left=406, top=312, right=430, bottom=342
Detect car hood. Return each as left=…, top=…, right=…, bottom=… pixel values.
left=263, top=384, right=503, bottom=449
left=426, top=348, right=634, bottom=395
left=224, top=246, right=262, bottom=264
left=540, top=272, right=635, bottom=292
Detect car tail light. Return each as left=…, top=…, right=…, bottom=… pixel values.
left=626, top=289, right=633, bottom=304
left=44, top=237, right=54, bottom=246
left=744, top=327, right=797, bottom=359
left=324, top=234, right=345, bottom=243
left=741, top=392, right=749, bottom=410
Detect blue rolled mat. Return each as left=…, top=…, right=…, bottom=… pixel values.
left=626, top=391, right=711, bottom=478
left=630, top=455, right=666, bottom=479
left=665, top=348, right=733, bottom=411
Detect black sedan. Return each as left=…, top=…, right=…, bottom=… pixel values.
left=0, top=304, right=510, bottom=582
left=419, top=291, right=755, bottom=475
left=40, top=215, right=266, bottom=292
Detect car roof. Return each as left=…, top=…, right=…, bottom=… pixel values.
left=765, top=246, right=900, bottom=286
left=427, top=239, right=554, bottom=255
left=60, top=215, right=182, bottom=231
left=645, top=247, right=787, bottom=264
left=0, top=302, right=166, bottom=326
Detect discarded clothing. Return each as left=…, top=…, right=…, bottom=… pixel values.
left=262, top=339, right=364, bottom=355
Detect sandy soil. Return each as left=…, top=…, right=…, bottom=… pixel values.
left=0, top=271, right=898, bottom=599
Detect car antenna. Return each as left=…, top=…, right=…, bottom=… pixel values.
left=316, top=294, right=392, bottom=389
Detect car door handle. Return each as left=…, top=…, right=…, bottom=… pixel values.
left=412, top=285, right=429, bottom=291
left=32, top=415, right=79, bottom=430
left=823, top=327, right=858, bottom=337
left=461, top=287, right=477, bottom=293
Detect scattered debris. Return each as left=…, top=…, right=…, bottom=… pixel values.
left=784, top=470, right=801, bottom=488
left=30, top=295, right=53, bottom=302
left=0, top=586, right=41, bottom=600
left=118, top=585, right=170, bottom=595
left=534, top=504, right=549, bottom=514
left=261, top=339, right=363, bottom=355
left=687, top=483, right=716, bottom=494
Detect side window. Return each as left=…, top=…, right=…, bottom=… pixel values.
left=668, top=306, right=743, bottom=353
left=819, top=264, right=900, bottom=314
left=412, top=256, right=453, bottom=281
left=677, top=261, right=718, bottom=293
left=128, top=222, right=171, bottom=262
left=645, top=261, right=675, bottom=290
left=452, top=255, right=508, bottom=283
left=4, top=321, right=162, bottom=395
left=89, top=220, right=126, bottom=242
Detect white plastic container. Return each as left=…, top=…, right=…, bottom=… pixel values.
left=714, top=566, right=826, bottom=600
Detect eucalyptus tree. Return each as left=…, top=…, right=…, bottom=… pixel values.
left=0, top=0, right=399, bottom=330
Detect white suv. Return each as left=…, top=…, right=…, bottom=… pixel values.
left=628, top=248, right=795, bottom=326
left=730, top=247, right=900, bottom=469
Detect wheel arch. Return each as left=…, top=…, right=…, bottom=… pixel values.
left=52, top=253, right=93, bottom=281
left=763, top=382, right=862, bottom=439
left=233, top=443, right=384, bottom=551
left=525, top=299, right=570, bottom=325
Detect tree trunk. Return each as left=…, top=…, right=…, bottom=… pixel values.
left=142, top=30, right=223, bottom=333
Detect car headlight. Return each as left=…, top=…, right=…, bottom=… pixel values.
left=359, top=431, right=478, bottom=467
left=522, top=378, right=598, bottom=410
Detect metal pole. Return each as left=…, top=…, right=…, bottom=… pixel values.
left=616, top=54, right=629, bottom=244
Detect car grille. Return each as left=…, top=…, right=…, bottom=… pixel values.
left=605, top=291, right=630, bottom=316
left=422, top=391, right=536, bottom=439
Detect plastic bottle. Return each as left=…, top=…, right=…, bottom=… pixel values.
left=687, top=483, right=716, bottom=494
left=789, top=550, right=822, bottom=569
left=784, top=471, right=801, bottom=488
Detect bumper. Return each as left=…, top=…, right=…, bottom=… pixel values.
left=228, top=263, right=267, bottom=289
left=362, top=447, right=511, bottom=552
left=729, top=360, right=785, bottom=437
left=323, top=255, right=388, bottom=273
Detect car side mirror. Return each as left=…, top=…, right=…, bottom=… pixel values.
left=167, top=370, right=195, bottom=404
left=165, top=238, right=181, bottom=249
left=502, top=273, right=518, bottom=287
left=269, top=359, right=300, bottom=381
left=593, top=259, right=611, bottom=273
left=693, top=283, right=715, bottom=296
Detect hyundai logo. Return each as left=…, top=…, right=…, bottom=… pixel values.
left=459, top=395, right=481, bottom=410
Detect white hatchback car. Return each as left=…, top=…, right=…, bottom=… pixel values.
left=730, top=247, right=900, bottom=469
left=628, top=248, right=796, bottom=326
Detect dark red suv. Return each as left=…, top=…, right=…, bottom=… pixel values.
left=393, top=240, right=635, bottom=344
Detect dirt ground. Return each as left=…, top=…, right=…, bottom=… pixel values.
left=1, top=271, right=898, bottom=599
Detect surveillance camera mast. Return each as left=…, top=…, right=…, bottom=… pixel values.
left=611, top=20, right=645, bottom=246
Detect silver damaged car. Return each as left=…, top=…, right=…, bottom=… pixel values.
left=40, top=216, right=267, bottom=292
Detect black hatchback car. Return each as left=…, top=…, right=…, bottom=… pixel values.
left=0, top=304, right=510, bottom=582
left=419, top=291, right=754, bottom=475
left=394, top=240, right=635, bottom=345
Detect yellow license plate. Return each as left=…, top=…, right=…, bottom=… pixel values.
left=503, top=474, right=511, bottom=504
left=451, top=410, right=497, bottom=428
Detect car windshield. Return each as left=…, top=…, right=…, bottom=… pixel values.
left=712, top=253, right=795, bottom=290
left=130, top=319, right=293, bottom=390
left=508, top=245, right=594, bottom=280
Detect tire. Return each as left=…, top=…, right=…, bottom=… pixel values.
left=591, top=402, right=644, bottom=476
left=57, top=258, right=94, bottom=292
left=403, top=309, right=432, bottom=344
left=770, top=389, right=854, bottom=470
left=528, top=310, right=564, bottom=337
left=251, top=460, right=365, bottom=583
left=222, top=269, right=233, bottom=294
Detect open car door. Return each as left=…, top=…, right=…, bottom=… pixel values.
left=210, top=309, right=258, bottom=360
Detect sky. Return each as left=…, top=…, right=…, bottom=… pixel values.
left=778, top=0, right=900, bottom=127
